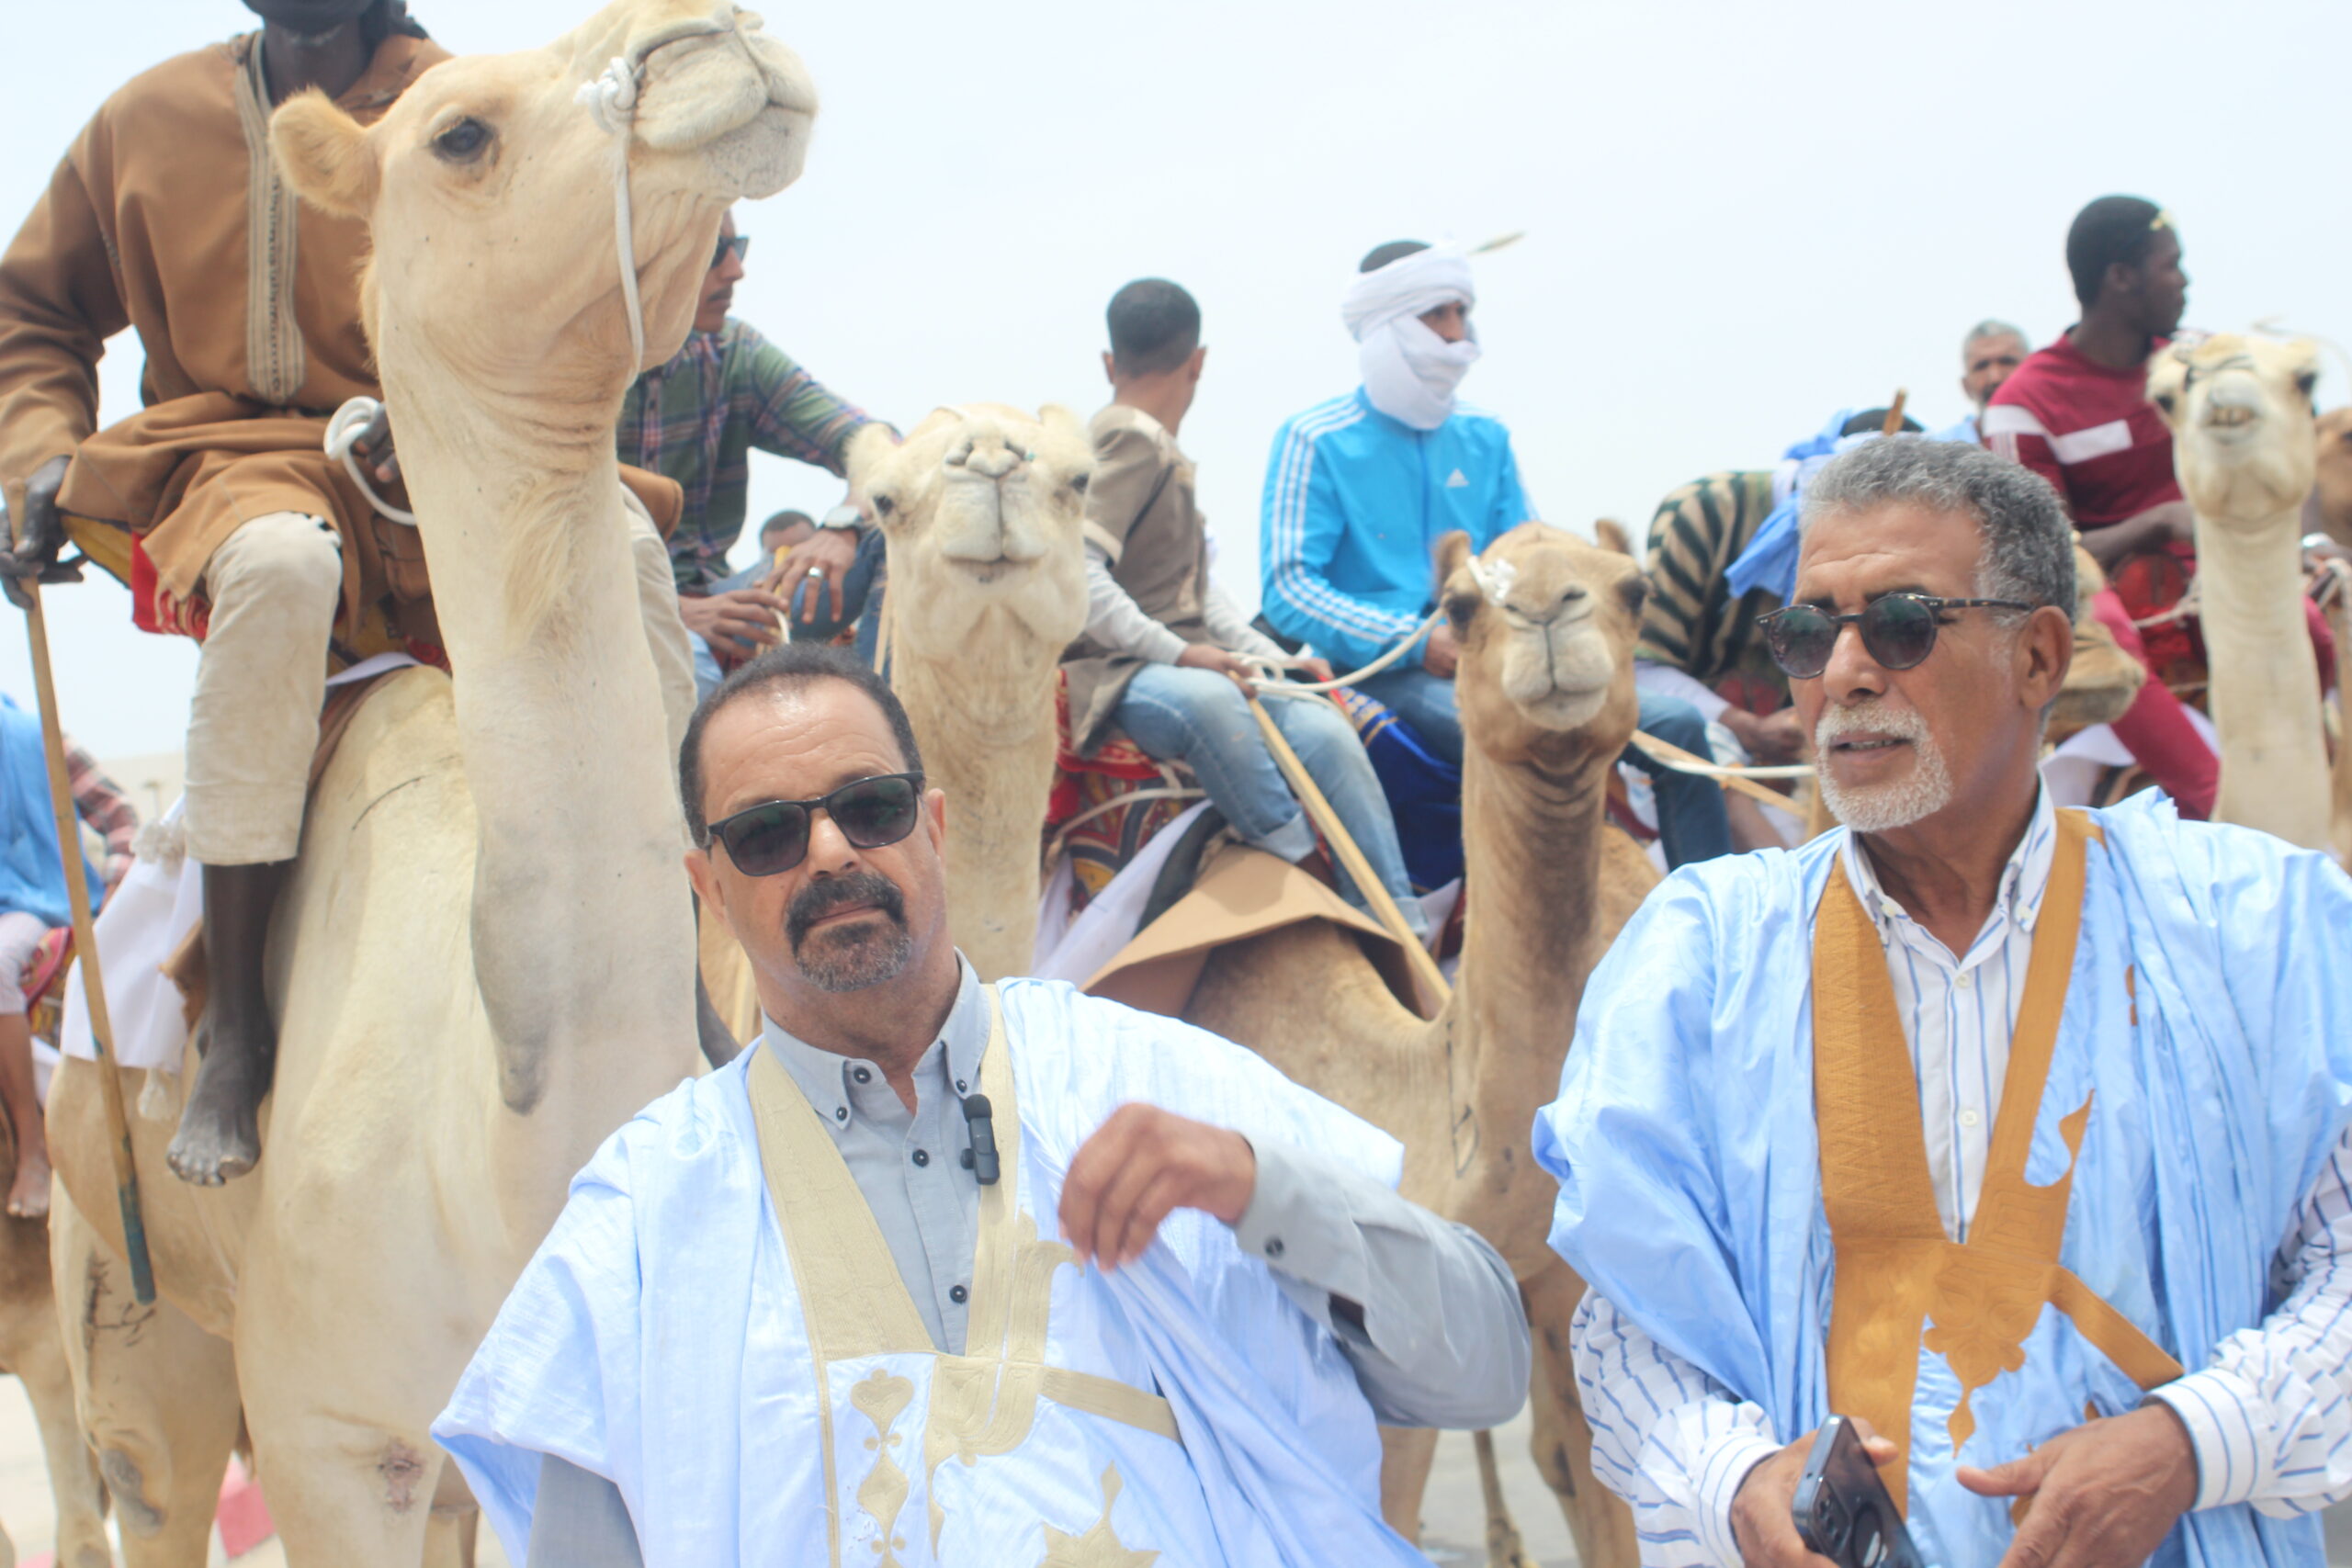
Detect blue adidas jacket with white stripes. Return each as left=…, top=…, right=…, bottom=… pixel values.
left=1258, top=389, right=1532, bottom=671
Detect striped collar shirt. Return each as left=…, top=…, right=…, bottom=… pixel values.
left=1836, top=787, right=2059, bottom=1242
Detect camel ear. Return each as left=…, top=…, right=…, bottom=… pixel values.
left=271, top=90, right=379, bottom=220
left=842, top=423, right=899, bottom=495
left=1433, top=530, right=1475, bottom=591
left=1592, top=517, right=1634, bottom=558
left=2144, top=345, right=2189, bottom=427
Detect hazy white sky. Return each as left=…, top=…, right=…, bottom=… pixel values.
left=4, top=0, right=2348, bottom=759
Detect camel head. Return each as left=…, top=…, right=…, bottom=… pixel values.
left=269, top=0, right=817, bottom=398
left=2148, top=333, right=2321, bottom=530
left=1435, top=521, right=1644, bottom=767
left=856, top=406, right=1092, bottom=657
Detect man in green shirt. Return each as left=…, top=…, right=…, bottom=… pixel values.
left=616, top=211, right=886, bottom=692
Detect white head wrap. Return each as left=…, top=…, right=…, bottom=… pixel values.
left=1342, top=242, right=1479, bottom=430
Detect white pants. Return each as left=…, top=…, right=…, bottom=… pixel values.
left=183, top=502, right=696, bottom=865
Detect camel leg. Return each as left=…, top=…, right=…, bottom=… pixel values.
left=1377, top=1425, right=1439, bottom=1541
left=243, top=1409, right=441, bottom=1568
left=1523, top=1262, right=1639, bottom=1568
left=9, top=1303, right=112, bottom=1568
left=49, top=1183, right=239, bottom=1567
left=1472, top=1429, right=1532, bottom=1568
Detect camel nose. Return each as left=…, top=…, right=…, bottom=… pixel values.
left=1520, top=585, right=1589, bottom=626
left=947, top=439, right=1023, bottom=481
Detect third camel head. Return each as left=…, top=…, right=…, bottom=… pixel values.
left=1436, top=520, right=1645, bottom=765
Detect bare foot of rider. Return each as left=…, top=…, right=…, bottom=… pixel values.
left=165, top=862, right=286, bottom=1186
left=166, top=1006, right=275, bottom=1186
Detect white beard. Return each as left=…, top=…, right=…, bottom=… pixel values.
left=1815, top=704, right=1954, bottom=833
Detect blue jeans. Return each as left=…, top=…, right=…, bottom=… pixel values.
left=1351, top=669, right=1734, bottom=868
left=690, top=530, right=889, bottom=699
left=1114, top=664, right=1430, bottom=940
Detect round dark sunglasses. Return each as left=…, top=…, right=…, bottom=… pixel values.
left=1757, top=592, right=2032, bottom=681
left=711, top=232, right=752, bottom=269
left=706, top=773, right=923, bottom=877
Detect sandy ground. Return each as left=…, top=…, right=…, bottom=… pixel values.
left=0, top=1372, right=2342, bottom=1566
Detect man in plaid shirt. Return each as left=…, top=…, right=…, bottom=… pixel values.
left=617, top=211, right=887, bottom=689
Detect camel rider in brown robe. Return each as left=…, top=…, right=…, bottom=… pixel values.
left=0, top=0, right=702, bottom=1187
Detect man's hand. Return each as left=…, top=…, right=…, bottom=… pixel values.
left=679, top=588, right=790, bottom=656
left=1730, top=1419, right=1898, bottom=1566
left=2082, top=502, right=2197, bottom=571
left=771, top=526, right=861, bottom=625
left=0, top=456, right=81, bottom=609
left=1422, top=621, right=1461, bottom=679
left=1289, top=656, right=1337, bottom=684
left=1058, top=1104, right=1256, bottom=1271
left=1724, top=706, right=1807, bottom=766
left=1176, top=642, right=1258, bottom=689
left=348, top=412, right=400, bottom=487
left=1956, top=1404, right=2199, bottom=1568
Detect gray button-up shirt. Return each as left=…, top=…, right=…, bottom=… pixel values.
left=527, top=960, right=1528, bottom=1564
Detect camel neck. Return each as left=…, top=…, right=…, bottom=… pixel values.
left=377, top=352, right=695, bottom=1121
left=1453, top=735, right=1611, bottom=1104
left=888, top=618, right=1060, bottom=980
left=2197, top=506, right=2332, bottom=847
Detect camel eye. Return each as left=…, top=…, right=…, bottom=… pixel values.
left=871, top=493, right=896, bottom=518
left=2152, top=390, right=2176, bottom=416
left=1070, top=471, right=1090, bottom=495
left=1443, top=589, right=1480, bottom=633
left=2295, top=371, right=2319, bottom=400
left=433, top=118, right=491, bottom=161
left=1617, top=576, right=1648, bottom=615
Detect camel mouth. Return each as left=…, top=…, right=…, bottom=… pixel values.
left=2201, top=404, right=2259, bottom=431
left=946, top=556, right=1032, bottom=584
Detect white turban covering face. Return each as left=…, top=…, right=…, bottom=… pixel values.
left=1342, top=243, right=1479, bottom=430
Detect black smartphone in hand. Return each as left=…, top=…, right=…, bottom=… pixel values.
left=1792, top=1416, right=1925, bottom=1568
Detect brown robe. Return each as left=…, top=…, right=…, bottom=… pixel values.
left=1062, top=406, right=1216, bottom=757
left=0, top=32, right=684, bottom=662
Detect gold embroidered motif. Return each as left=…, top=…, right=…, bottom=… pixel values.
left=925, top=1210, right=1076, bottom=1548
left=1815, top=812, right=2182, bottom=1511
left=850, top=1370, right=915, bottom=1564
left=747, top=990, right=1182, bottom=1563
left=1037, top=1466, right=1159, bottom=1568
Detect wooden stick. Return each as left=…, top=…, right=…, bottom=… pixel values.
left=18, top=581, right=155, bottom=1303
left=1624, top=728, right=1806, bottom=818
left=1882, top=390, right=1909, bottom=436
left=1247, top=694, right=1451, bottom=1004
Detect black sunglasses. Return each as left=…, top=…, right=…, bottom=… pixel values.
left=1758, top=592, right=2033, bottom=681
left=711, top=232, right=752, bottom=269
left=706, top=773, right=924, bottom=877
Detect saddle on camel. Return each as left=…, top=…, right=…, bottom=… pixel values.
left=0, top=0, right=696, bottom=1188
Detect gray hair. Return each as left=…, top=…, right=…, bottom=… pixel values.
left=1962, top=318, right=2030, bottom=355
left=1801, top=438, right=2075, bottom=616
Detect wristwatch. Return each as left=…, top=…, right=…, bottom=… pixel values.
left=820, top=503, right=864, bottom=532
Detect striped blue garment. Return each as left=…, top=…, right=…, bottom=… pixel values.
left=1569, top=789, right=2352, bottom=1564
left=1256, top=389, right=1530, bottom=672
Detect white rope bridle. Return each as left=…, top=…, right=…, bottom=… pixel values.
left=577, top=54, right=651, bottom=372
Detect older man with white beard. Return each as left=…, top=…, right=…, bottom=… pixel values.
left=1533, top=438, right=2352, bottom=1567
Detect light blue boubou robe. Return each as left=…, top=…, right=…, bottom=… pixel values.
left=435, top=978, right=1433, bottom=1567
left=1534, top=794, right=2352, bottom=1567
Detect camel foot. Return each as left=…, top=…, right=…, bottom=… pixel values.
left=164, top=1021, right=270, bottom=1186
left=6, top=1148, right=50, bottom=1218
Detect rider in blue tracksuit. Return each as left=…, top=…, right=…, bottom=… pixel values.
left=1259, top=240, right=1731, bottom=868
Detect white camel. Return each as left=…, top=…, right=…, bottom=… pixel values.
left=2148, top=333, right=2331, bottom=850
left=43, top=4, right=815, bottom=1561
left=854, top=405, right=1091, bottom=979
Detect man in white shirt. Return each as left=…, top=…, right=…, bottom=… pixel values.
left=1062, top=278, right=1427, bottom=937
left=1535, top=437, right=2352, bottom=1566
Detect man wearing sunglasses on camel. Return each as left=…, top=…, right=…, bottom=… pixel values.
left=1538, top=438, right=2352, bottom=1566
left=617, top=210, right=893, bottom=697
left=435, top=641, right=1530, bottom=1566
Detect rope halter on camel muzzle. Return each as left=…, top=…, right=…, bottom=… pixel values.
left=575, top=17, right=732, bottom=374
